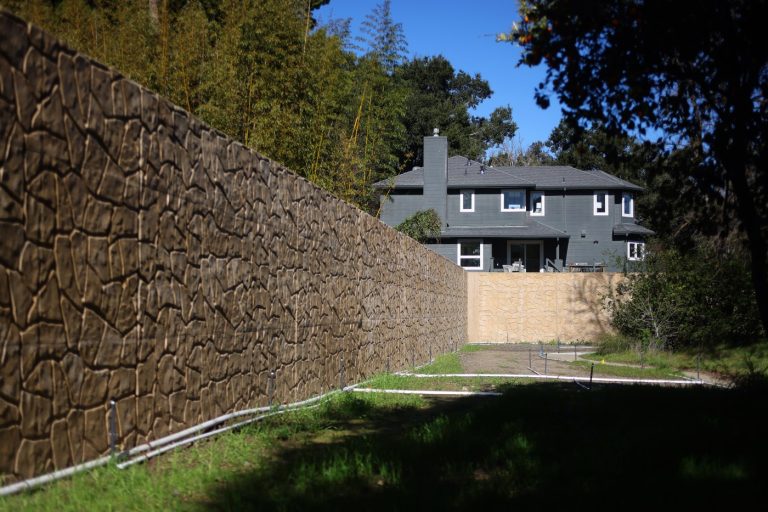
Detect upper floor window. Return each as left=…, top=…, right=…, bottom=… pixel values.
left=530, top=191, right=544, bottom=216
left=627, top=241, right=645, bottom=261
left=457, top=240, right=483, bottom=269
left=594, top=191, right=609, bottom=216
left=460, top=189, right=475, bottom=212
left=501, top=189, right=526, bottom=212
left=622, top=192, right=634, bottom=217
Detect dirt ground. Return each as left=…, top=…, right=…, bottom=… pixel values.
left=459, top=344, right=604, bottom=378
left=457, top=344, right=726, bottom=384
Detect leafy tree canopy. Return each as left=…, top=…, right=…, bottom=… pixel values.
left=395, top=55, right=518, bottom=169
left=357, top=0, right=407, bottom=74
left=504, top=0, right=768, bottom=334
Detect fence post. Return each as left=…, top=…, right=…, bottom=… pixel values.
left=340, top=356, right=346, bottom=389
left=109, top=400, right=117, bottom=457
left=268, top=371, right=276, bottom=406
left=697, top=352, right=701, bottom=381
left=529, top=347, right=532, bottom=368
left=589, top=363, right=595, bottom=390
left=574, top=343, right=577, bottom=361
left=386, top=354, right=391, bottom=374
left=544, top=352, right=548, bottom=375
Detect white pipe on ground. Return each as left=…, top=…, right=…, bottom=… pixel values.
left=0, top=456, right=113, bottom=497
left=0, top=387, right=350, bottom=497
left=0, top=370, right=711, bottom=497
left=117, top=403, right=324, bottom=469
left=394, top=372, right=706, bottom=385
left=352, top=388, right=503, bottom=397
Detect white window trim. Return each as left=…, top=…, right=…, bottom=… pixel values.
left=530, top=191, right=545, bottom=216
left=457, top=239, right=483, bottom=270
left=500, top=189, right=526, bottom=212
left=459, top=189, right=475, bottom=212
left=593, top=190, right=609, bottom=216
left=627, top=241, right=645, bottom=261
left=622, top=192, right=634, bottom=217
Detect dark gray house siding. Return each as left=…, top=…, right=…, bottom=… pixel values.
left=377, top=134, right=652, bottom=272
left=380, top=191, right=424, bottom=227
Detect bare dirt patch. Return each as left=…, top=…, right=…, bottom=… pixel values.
left=461, top=344, right=632, bottom=379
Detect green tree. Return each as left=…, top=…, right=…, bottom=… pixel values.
left=357, top=0, right=407, bottom=74
left=607, top=245, right=763, bottom=350
left=505, top=0, right=768, bottom=334
left=341, top=0, right=409, bottom=209
left=395, top=55, right=518, bottom=169
left=488, top=139, right=555, bottom=166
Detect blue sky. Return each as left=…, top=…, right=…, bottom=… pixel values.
left=315, top=0, right=563, bottom=149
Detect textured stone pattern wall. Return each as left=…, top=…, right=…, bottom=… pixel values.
left=467, top=273, right=623, bottom=343
left=0, top=12, right=467, bottom=482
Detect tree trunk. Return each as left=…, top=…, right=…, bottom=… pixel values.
left=727, top=167, right=768, bottom=337
left=720, top=90, right=768, bottom=337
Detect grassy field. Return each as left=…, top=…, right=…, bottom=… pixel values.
left=581, top=342, right=768, bottom=381
left=4, top=344, right=766, bottom=510
left=567, top=359, right=685, bottom=379
left=3, top=384, right=767, bottom=511
left=365, top=373, right=520, bottom=391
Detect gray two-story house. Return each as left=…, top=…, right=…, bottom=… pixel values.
left=375, top=133, right=653, bottom=272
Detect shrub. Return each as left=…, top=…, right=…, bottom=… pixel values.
left=395, top=209, right=441, bottom=243
left=605, top=245, right=763, bottom=350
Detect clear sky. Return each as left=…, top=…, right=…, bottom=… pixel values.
left=315, top=0, right=563, bottom=149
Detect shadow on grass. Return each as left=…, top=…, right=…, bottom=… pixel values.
left=202, top=384, right=768, bottom=510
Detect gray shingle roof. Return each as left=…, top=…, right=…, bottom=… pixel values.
left=440, top=220, right=569, bottom=239
left=374, top=156, right=643, bottom=191
left=613, top=223, right=655, bottom=236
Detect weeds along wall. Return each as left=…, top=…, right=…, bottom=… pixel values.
left=0, top=12, right=467, bottom=481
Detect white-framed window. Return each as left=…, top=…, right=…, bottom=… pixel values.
left=501, top=189, right=526, bottom=212
left=627, top=241, right=645, bottom=261
left=530, top=191, right=545, bottom=216
left=457, top=240, right=483, bottom=270
left=622, top=192, right=634, bottom=217
left=460, top=189, right=475, bottom=212
left=594, top=191, right=609, bottom=216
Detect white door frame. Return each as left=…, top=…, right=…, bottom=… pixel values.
left=506, top=240, right=544, bottom=271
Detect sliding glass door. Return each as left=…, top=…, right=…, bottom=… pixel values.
left=506, top=241, right=543, bottom=272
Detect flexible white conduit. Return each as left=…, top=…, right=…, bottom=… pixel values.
left=0, top=369, right=708, bottom=496
left=352, top=388, right=503, bottom=397
left=117, top=403, right=323, bottom=469
left=394, top=372, right=707, bottom=385
left=0, top=385, right=359, bottom=497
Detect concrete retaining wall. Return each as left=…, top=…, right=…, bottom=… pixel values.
left=467, top=273, right=623, bottom=343
left=0, top=12, right=467, bottom=482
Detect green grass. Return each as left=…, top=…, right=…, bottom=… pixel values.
left=583, top=343, right=768, bottom=380
left=4, top=385, right=767, bottom=510
left=414, top=352, right=463, bottom=374
left=459, top=344, right=495, bottom=353
left=366, top=373, right=520, bottom=391
left=569, top=360, right=684, bottom=379
left=412, top=344, right=495, bottom=374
